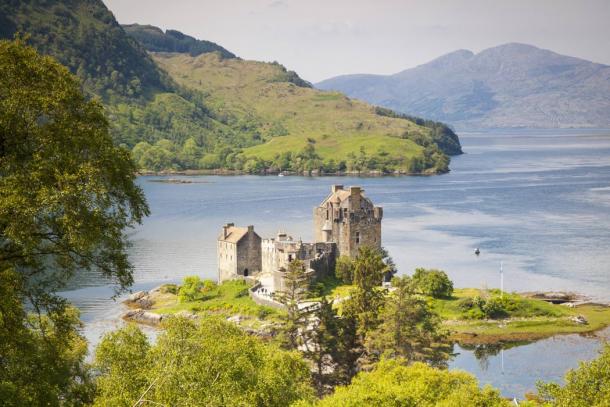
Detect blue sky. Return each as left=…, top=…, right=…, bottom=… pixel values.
left=104, top=0, right=610, bottom=82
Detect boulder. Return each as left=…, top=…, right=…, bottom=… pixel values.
left=571, top=315, right=588, bottom=325
left=127, top=290, right=148, bottom=302
left=123, top=309, right=163, bottom=326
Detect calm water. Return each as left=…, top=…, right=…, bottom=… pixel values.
left=61, top=129, right=610, bottom=398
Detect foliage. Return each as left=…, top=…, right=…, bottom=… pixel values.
left=273, top=260, right=312, bottom=349
left=303, top=297, right=341, bottom=395
left=335, top=255, right=354, bottom=284
left=536, top=344, right=610, bottom=407
left=0, top=39, right=147, bottom=405
left=123, top=24, right=235, bottom=58
left=94, top=317, right=314, bottom=406
left=342, top=246, right=389, bottom=337
left=366, top=276, right=451, bottom=367
left=177, top=276, right=206, bottom=302
left=412, top=268, right=454, bottom=298
left=0, top=38, right=149, bottom=294
left=0, top=269, right=94, bottom=406
left=300, top=359, right=510, bottom=407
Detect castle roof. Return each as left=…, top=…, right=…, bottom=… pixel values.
left=319, top=185, right=369, bottom=206
left=218, top=224, right=257, bottom=243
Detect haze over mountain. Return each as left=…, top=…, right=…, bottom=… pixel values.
left=317, top=43, right=610, bottom=129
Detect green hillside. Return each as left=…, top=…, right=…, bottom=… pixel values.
left=153, top=52, right=454, bottom=174
left=122, top=24, right=236, bottom=59
left=1, top=0, right=460, bottom=174
left=0, top=0, right=254, bottom=168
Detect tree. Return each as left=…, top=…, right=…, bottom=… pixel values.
left=412, top=268, right=454, bottom=298
left=0, top=39, right=148, bottom=405
left=303, top=297, right=341, bottom=395
left=366, top=276, right=451, bottom=367
left=335, top=255, right=354, bottom=284
left=342, top=246, right=389, bottom=337
left=94, top=317, right=315, bottom=406
left=273, top=259, right=311, bottom=349
left=536, top=344, right=610, bottom=407
left=298, top=359, right=511, bottom=407
left=178, top=275, right=205, bottom=302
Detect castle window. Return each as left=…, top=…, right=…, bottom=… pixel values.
left=356, top=231, right=360, bottom=244
left=326, top=210, right=329, bottom=220
left=288, top=254, right=293, bottom=262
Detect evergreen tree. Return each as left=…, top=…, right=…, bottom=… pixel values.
left=303, top=297, right=341, bottom=395
left=366, top=276, right=451, bottom=367
left=273, top=259, right=311, bottom=349
left=342, top=246, right=389, bottom=338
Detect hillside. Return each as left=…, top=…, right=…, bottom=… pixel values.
left=122, top=24, right=236, bottom=59
left=0, top=0, right=256, bottom=168
left=0, top=0, right=460, bottom=174
left=152, top=52, right=459, bottom=174
left=317, top=43, right=610, bottom=129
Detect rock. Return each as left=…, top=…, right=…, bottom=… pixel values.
left=175, top=310, right=199, bottom=319
left=571, top=315, right=588, bottom=325
left=135, top=298, right=153, bottom=309
left=127, top=290, right=148, bottom=302
left=123, top=309, right=163, bottom=326
left=227, top=315, right=243, bottom=324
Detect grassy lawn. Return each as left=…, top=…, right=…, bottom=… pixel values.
left=148, top=280, right=284, bottom=327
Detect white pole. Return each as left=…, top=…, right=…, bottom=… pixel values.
left=500, top=261, right=504, bottom=298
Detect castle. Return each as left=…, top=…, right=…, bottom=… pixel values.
left=217, top=185, right=383, bottom=290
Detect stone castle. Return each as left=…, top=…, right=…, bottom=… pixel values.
left=217, top=185, right=383, bottom=290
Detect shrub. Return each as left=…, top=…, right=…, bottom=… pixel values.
left=178, top=276, right=205, bottom=302
left=160, top=284, right=178, bottom=294
left=412, top=268, right=454, bottom=298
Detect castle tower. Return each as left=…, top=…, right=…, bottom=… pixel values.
left=313, top=185, right=383, bottom=258
left=217, top=223, right=262, bottom=282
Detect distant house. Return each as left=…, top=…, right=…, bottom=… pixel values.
left=217, top=223, right=261, bottom=282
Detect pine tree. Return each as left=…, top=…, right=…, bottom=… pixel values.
left=303, top=297, right=340, bottom=395
left=366, top=276, right=451, bottom=367
left=273, top=259, right=311, bottom=349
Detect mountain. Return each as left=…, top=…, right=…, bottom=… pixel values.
left=122, top=24, right=236, bottom=59
left=317, top=43, right=610, bottom=129
left=0, top=0, right=460, bottom=174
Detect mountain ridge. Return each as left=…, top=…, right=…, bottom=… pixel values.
left=317, top=43, right=610, bottom=129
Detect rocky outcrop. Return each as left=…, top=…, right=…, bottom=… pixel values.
left=123, top=309, right=164, bottom=326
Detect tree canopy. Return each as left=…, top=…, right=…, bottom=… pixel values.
left=94, top=317, right=315, bottom=406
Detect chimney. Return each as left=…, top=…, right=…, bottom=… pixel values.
left=349, top=186, right=361, bottom=196
left=247, top=225, right=254, bottom=233
left=223, top=222, right=234, bottom=239
left=332, top=184, right=344, bottom=193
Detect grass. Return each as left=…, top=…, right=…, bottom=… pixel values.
left=148, top=280, right=284, bottom=327
left=308, top=284, right=610, bottom=345
left=152, top=52, right=439, bottom=170
left=430, top=288, right=610, bottom=344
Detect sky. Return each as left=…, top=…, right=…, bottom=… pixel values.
left=103, top=0, right=610, bottom=83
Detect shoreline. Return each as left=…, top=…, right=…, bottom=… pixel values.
left=120, top=284, right=610, bottom=347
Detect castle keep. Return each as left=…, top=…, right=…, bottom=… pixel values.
left=217, top=185, right=382, bottom=289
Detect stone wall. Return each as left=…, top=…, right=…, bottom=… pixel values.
left=217, top=240, right=238, bottom=282
left=236, top=227, right=261, bottom=278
